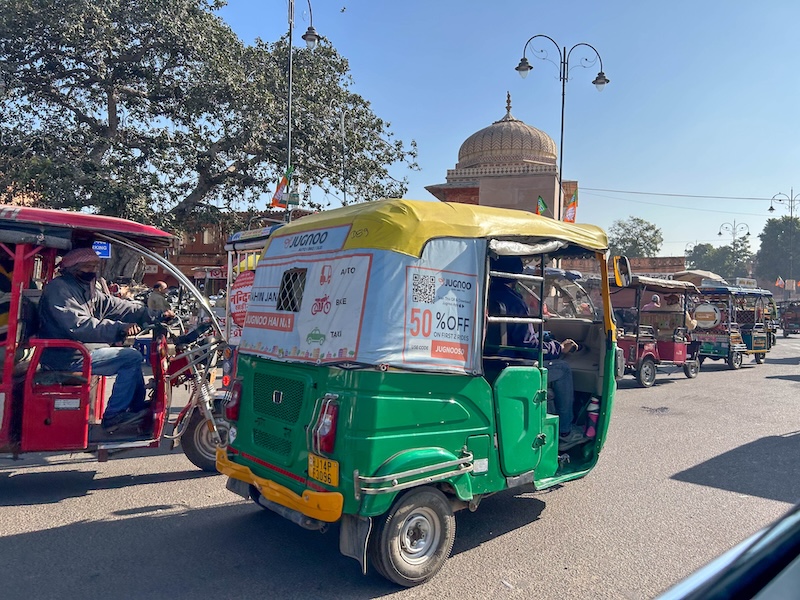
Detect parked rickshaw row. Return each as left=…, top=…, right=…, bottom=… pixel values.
left=609, top=273, right=779, bottom=386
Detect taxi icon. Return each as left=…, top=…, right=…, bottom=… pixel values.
left=306, top=327, right=326, bottom=345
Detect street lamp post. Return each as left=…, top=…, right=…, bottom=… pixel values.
left=718, top=220, right=749, bottom=279
left=515, top=35, right=609, bottom=220
left=285, top=0, right=319, bottom=196
left=770, top=189, right=800, bottom=296
left=718, top=220, right=750, bottom=245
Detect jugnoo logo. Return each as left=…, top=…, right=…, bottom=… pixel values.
left=282, top=230, right=329, bottom=250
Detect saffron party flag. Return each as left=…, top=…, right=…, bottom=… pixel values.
left=271, top=167, right=294, bottom=208
left=564, top=191, right=578, bottom=223
left=776, top=276, right=785, bottom=288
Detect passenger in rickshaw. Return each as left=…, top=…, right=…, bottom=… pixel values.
left=487, top=255, right=588, bottom=450
left=38, top=247, right=174, bottom=432
left=655, top=294, right=697, bottom=331
left=642, top=294, right=661, bottom=311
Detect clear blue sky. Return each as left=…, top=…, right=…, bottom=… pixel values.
left=218, top=0, right=800, bottom=257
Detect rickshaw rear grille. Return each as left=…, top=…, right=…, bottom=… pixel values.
left=252, top=373, right=304, bottom=423
left=253, top=428, right=292, bottom=456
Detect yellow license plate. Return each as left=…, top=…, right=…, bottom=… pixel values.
left=308, top=453, right=339, bottom=487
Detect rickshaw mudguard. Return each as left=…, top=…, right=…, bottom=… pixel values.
left=356, top=447, right=475, bottom=517
left=216, top=448, right=344, bottom=522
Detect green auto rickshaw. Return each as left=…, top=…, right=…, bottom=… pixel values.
left=217, top=199, right=621, bottom=586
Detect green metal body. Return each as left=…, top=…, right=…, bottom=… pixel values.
left=229, top=332, right=617, bottom=519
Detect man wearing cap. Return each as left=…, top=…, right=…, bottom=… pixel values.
left=38, top=247, right=174, bottom=432
left=642, top=294, right=661, bottom=311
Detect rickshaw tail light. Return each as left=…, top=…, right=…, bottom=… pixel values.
left=222, top=374, right=231, bottom=388
left=225, top=378, right=242, bottom=421
left=313, top=400, right=339, bottom=455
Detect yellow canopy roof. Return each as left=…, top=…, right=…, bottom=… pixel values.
left=235, top=253, right=259, bottom=271
left=266, top=199, right=608, bottom=257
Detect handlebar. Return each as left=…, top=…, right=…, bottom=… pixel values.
left=173, top=321, right=214, bottom=346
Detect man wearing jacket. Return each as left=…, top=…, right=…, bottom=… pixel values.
left=39, top=247, right=174, bottom=432
left=488, top=255, right=588, bottom=450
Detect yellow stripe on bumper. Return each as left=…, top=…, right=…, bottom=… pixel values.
left=216, top=448, right=343, bottom=522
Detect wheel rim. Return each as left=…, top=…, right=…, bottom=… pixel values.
left=399, top=508, right=441, bottom=565
left=192, top=417, right=229, bottom=462
left=641, top=361, right=655, bottom=385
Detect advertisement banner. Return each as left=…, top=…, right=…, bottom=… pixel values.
left=402, top=267, right=477, bottom=367
left=239, top=237, right=485, bottom=374
left=239, top=254, right=371, bottom=363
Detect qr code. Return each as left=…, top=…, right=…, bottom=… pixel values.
left=412, top=273, right=436, bottom=303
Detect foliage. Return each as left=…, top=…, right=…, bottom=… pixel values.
left=685, top=237, right=753, bottom=282
left=754, top=216, right=800, bottom=284
left=607, top=217, right=663, bottom=257
left=0, top=0, right=418, bottom=232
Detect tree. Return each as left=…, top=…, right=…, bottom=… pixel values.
left=607, top=217, right=663, bottom=257
left=0, top=0, right=418, bottom=232
left=685, top=237, right=753, bottom=282
left=754, top=216, right=800, bottom=286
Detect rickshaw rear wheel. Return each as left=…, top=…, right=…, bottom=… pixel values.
left=754, top=352, right=765, bottom=364
left=783, top=329, right=790, bottom=338
left=683, top=360, right=699, bottom=378
left=181, top=403, right=229, bottom=472
left=369, top=486, right=455, bottom=587
left=727, top=352, right=743, bottom=370
left=637, top=358, right=657, bottom=387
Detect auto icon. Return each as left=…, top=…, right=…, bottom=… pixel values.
left=306, top=327, right=326, bottom=345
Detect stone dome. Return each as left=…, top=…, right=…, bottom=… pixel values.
left=456, top=94, right=557, bottom=169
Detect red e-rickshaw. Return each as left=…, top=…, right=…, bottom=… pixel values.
left=611, top=275, right=701, bottom=387
left=0, top=207, right=226, bottom=470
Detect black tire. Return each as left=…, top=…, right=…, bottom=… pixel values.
left=754, top=352, right=765, bottom=364
left=636, top=358, right=657, bottom=388
left=181, top=408, right=229, bottom=472
left=727, top=351, right=743, bottom=370
left=683, top=360, right=699, bottom=378
left=369, top=486, right=455, bottom=587
left=783, top=329, right=790, bottom=338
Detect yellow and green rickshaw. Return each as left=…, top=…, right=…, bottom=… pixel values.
left=217, top=199, right=622, bottom=586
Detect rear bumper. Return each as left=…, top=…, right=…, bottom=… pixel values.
left=216, top=448, right=344, bottom=522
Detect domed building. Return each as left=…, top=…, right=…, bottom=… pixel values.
left=426, top=93, right=577, bottom=220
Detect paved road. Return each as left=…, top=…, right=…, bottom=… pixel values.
left=2, top=340, right=800, bottom=600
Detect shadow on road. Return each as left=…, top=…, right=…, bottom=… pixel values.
left=616, top=378, right=678, bottom=390
left=452, top=486, right=546, bottom=555
left=764, top=374, right=800, bottom=383
left=671, top=431, right=800, bottom=504
left=0, top=502, right=395, bottom=599
left=0, top=486, right=549, bottom=600
left=0, top=469, right=218, bottom=506
left=761, top=356, right=800, bottom=366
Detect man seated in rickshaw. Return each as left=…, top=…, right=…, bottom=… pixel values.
left=656, top=294, right=697, bottom=331
left=38, top=247, right=174, bottom=432
left=487, top=255, right=587, bottom=451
